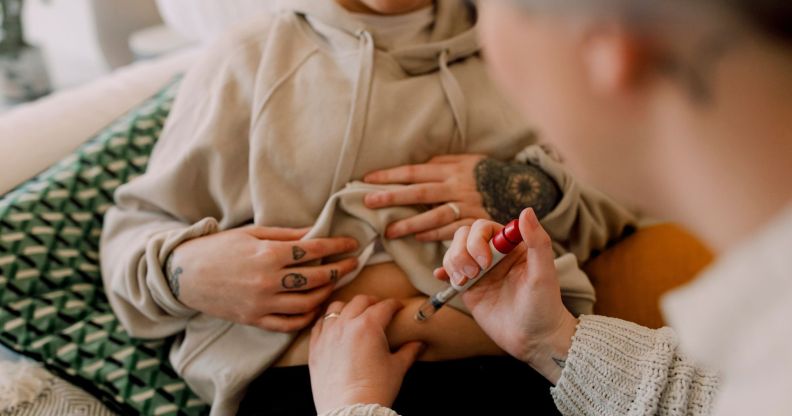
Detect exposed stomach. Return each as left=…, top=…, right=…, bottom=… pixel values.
left=273, top=262, right=505, bottom=367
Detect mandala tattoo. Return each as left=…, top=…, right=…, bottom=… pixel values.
left=292, top=246, right=307, bottom=261
left=165, top=254, right=183, bottom=298
left=282, top=273, right=308, bottom=289
left=330, top=269, right=339, bottom=283
left=475, top=158, right=562, bottom=225
left=553, top=357, right=567, bottom=369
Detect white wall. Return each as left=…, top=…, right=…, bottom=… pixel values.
left=21, top=0, right=278, bottom=90
left=24, top=0, right=107, bottom=89
left=23, top=0, right=161, bottom=90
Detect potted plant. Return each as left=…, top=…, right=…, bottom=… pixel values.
left=0, top=0, right=50, bottom=102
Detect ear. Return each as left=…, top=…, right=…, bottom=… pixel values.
left=580, top=23, right=651, bottom=96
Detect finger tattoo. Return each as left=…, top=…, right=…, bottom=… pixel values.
left=292, top=246, right=307, bottom=261
left=330, top=269, right=339, bottom=283
left=282, top=273, right=308, bottom=289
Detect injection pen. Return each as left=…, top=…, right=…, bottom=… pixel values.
left=415, top=219, right=523, bottom=322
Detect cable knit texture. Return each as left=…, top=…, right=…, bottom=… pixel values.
left=320, top=404, right=399, bottom=416
left=551, top=315, right=719, bottom=415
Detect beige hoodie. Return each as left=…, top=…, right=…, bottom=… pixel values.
left=100, top=1, right=635, bottom=414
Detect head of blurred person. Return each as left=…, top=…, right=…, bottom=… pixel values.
left=479, top=0, right=792, bottom=251
left=336, top=0, right=434, bottom=15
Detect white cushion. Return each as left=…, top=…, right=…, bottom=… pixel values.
left=0, top=49, right=200, bottom=195
left=155, top=0, right=279, bottom=43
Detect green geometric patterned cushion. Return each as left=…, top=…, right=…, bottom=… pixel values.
left=0, top=78, right=210, bottom=416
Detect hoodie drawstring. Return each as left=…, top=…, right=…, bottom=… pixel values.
left=438, top=49, right=468, bottom=151
left=330, top=30, right=375, bottom=193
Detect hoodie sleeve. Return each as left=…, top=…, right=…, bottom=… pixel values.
left=100, top=31, right=263, bottom=339
left=475, top=142, right=636, bottom=264
left=514, top=145, right=637, bottom=264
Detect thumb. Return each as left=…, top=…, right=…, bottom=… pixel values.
left=392, top=341, right=425, bottom=372
left=518, top=208, right=556, bottom=275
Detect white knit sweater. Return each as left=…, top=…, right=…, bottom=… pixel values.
left=551, top=316, right=719, bottom=415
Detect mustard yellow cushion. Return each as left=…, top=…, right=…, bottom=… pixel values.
left=584, top=224, right=714, bottom=329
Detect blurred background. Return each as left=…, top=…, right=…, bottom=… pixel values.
left=0, top=0, right=277, bottom=110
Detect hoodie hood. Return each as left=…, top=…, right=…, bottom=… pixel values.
left=275, top=0, right=481, bottom=193
left=285, top=0, right=480, bottom=74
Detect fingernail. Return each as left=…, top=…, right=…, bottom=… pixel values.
left=451, top=271, right=464, bottom=285
left=526, top=208, right=540, bottom=229
left=476, top=256, right=488, bottom=268
left=463, top=265, right=479, bottom=278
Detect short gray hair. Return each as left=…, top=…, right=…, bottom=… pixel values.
left=504, top=0, right=791, bottom=45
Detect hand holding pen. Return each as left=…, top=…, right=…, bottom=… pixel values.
left=415, top=218, right=523, bottom=321
left=429, top=208, right=579, bottom=383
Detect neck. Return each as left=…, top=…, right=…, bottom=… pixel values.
left=652, top=39, right=792, bottom=253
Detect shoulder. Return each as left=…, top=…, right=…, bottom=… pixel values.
left=185, top=10, right=300, bottom=85
left=211, top=12, right=281, bottom=56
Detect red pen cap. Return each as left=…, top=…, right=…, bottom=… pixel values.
left=492, top=219, right=523, bottom=254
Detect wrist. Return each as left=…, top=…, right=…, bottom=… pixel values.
left=524, top=312, right=578, bottom=385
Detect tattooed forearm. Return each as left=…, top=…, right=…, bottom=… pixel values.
left=165, top=253, right=183, bottom=299
left=282, top=273, right=308, bottom=289
left=292, top=246, right=307, bottom=261
left=475, top=158, right=562, bottom=225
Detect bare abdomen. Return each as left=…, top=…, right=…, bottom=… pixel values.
left=274, top=262, right=505, bottom=367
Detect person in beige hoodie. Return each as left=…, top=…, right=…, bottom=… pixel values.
left=100, top=0, right=635, bottom=414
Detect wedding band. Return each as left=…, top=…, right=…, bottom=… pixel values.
left=323, top=312, right=341, bottom=321
left=447, top=202, right=461, bottom=221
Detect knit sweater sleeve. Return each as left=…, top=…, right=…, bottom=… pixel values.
left=319, top=404, right=400, bottom=416
left=551, top=315, right=720, bottom=415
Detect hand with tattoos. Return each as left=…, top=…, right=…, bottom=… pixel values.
left=437, top=208, right=577, bottom=384
left=363, top=154, right=561, bottom=241
left=165, top=226, right=359, bottom=333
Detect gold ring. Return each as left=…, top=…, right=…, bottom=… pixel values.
left=447, top=202, right=461, bottom=221
left=323, top=312, right=341, bottom=321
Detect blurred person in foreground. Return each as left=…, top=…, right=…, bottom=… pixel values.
left=307, top=0, right=792, bottom=414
